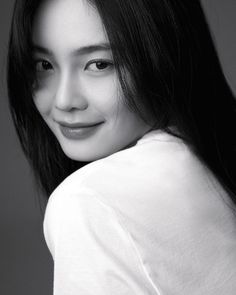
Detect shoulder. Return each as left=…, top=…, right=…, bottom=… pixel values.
left=57, top=129, right=202, bottom=186
left=52, top=130, right=215, bottom=206
left=45, top=130, right=228, bottom=234
left=43, top=130, right=236, bottom=293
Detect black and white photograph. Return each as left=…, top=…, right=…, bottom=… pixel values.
left=1, top=0, right=236, bottom=294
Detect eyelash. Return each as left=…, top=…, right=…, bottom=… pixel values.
left=84, top=59, right=114, bottom=72
left=34, top=59, right=53, bottom=72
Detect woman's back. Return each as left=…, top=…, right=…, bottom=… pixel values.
left=44, top=130, right=236, bottom=294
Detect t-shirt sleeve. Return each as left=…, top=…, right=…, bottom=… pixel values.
left=43, top=187, right=161, bottom=295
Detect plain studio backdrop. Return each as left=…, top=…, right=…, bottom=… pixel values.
left=0, top=1, right=235, bottom=294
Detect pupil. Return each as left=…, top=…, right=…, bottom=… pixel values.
left=96, top=62, right=107, bottom=70
left=42, top=61, right=51, bottom=70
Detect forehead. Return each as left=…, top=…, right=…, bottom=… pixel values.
left=32, top=0, right=108, bottom=52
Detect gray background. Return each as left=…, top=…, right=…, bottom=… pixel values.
left=0, top=1, right=235, bottom=294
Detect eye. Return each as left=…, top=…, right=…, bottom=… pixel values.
left=35, top=59, right=53, bottom=72
left=32, top=59, right=54, bottom=90
left=85, top=59, right=114, bottom=72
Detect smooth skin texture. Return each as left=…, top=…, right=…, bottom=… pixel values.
left=32, top=0, right=152, bottom=162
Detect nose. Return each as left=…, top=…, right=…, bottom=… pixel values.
left=54, top=71, right=88, bottom=111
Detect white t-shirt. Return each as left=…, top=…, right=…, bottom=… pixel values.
left=43, top=129, right=236, bottom=294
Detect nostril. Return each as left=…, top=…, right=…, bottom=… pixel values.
left=55, top=100, right=89, bottom=111
left=54, top=91, right=89, bottom=111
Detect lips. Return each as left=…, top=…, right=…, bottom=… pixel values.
left=58, top=121, right=103, bottom=128
left=57, top=121, right=104, bottom=140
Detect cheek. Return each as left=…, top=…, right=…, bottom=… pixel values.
left=33, top=89, right=53, bottom=116
left=85, top=75, right=122, bottom=117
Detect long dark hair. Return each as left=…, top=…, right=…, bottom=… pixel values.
left=7, top=0, right=236, bottom=205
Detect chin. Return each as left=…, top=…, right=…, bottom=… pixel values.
left=57, top=135, right=127, bottom=162
left=60, top=145, right=109, bottom=162
left=62, top=149, right=96, bottom=162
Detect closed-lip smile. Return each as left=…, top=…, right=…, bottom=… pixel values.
left=57, top=121, right=103, bottom=128
left=57, top=120, right=104, bottom=140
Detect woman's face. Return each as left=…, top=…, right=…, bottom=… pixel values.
left=32, top=0, right=151, bottom=161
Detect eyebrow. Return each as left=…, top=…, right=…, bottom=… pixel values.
left=32, top=42, right=111, bottom=56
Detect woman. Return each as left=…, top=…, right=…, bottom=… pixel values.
left=7, top=0, right=236, bottom=294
